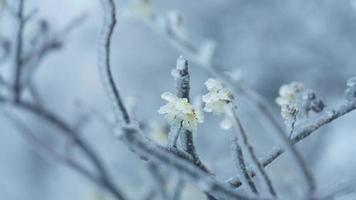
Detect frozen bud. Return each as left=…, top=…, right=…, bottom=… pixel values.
left=345, top=77, right=356, bottom=101
left=302, top=90, right=325, bottom=115
left=158, top=92, right=204, bottom=131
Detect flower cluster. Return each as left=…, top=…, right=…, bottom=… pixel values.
left=202, top=79, right=235, bottom=130
left=276, top=82, right=304, bottom=121
left=158, top=92, right=204, bottom=131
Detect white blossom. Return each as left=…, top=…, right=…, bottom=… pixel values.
left=276, top=82, right=304, bottom=107
left=276, top=82, right=304, bottom=121
left=202, top=79, right=234, bottom=113
left=202, top=78, right=235, bottom=130
left=158, top=92, right=204, bottom=131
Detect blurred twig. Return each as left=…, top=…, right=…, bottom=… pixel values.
left=147, top=162, right=169, bottom=200
left=0, top=96, right=128, bottom=200
left=230, top=132, right=259, bottom=194
left=13, top=0, right=25, bottom=102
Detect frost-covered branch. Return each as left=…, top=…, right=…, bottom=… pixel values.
left=98, top=0, right=130, bottom=124
left=171, top=56, right=210, bottom=173
left=118, top=124, right=260, bottom=200
left=228, top=93, right=356, bottom=189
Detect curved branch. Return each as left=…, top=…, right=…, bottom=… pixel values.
left=98, top=0, right=130, bottom=124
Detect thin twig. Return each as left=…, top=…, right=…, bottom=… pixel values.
left=230, top=104, right=277, bottom=197
left=21, top=13, right=87, bottom=89
left=13, top=0, right=25, bottom=102
left=167, top=125, right=181, bottom=149
left=230, top=133, right=259, bottom=194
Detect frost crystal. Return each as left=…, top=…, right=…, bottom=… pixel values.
left=158, top=92, right=204, bottom=131
left=202, top=79, right=235, bottom=130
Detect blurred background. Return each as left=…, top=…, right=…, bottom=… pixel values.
left=1, top=0, right=356, bottom=199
